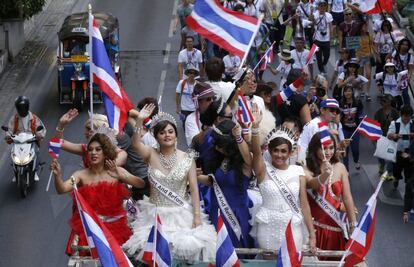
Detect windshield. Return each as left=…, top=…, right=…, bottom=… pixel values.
left=62, top=39, right=89, bottom=58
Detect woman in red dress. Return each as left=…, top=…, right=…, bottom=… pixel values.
left=51, top=133, right=145, bottom=256
left=304, top=133, right=357, bottom=258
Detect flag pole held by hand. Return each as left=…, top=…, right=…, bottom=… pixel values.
left=45, top=171, right=53, bottom=192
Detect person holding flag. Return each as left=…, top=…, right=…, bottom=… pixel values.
left=291, top=37, right=315, bottom=79
left=304, top=132, right=357, bottom=260
left=50, top=132, right=146, bottom=257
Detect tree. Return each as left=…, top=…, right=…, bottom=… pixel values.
left=0, top=0, right=45, bottom=20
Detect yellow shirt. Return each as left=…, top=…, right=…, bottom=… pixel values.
left=357, top=35, right=372, bottom=58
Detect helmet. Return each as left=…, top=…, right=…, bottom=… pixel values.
left=15, top=96, right=30, bottom=117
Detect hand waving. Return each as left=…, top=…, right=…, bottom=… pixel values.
left=106, top=159, right=121, bottom=180
left=59, top=109, right=79, bottom=126
left=251, top=103, right=262, bottom=127
left=138, top=104, right=156, bottom=121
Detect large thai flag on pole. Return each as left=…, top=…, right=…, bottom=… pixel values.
left=215, top=210, right=240, bottom=267
left=186, top=0, right=261, bottom=64
left=73, top=187, right=133, bottom=267
left=359, top=0, right=393, bottom=14
left=340, top=179, right=384, bottom=267
left=318, top=121, right=333, bottom=147
left=89, top=13, right=134, bottom=134
left=236, top=91, right=254, bottom=124
left=357, top=117, right=383, bottom=141
left=142, top=214, right=172, bottom=267
left=276, top=220, right=302, bottom=267
left=48, top=137, right=63, bottom=158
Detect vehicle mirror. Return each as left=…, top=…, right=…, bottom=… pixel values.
left=36, top=125, right=44, bottom=132
left=1, top=126, right=9, bottom=131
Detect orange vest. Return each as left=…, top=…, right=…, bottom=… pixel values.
left=13, top=114, right=37, bottom=134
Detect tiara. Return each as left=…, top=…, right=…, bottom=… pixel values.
left=212, top=125, right=229, bottom=136
left=151, top=112, right=177, bottom=129
left=264, top=127, right=298, bottom=147
left=92, top=126, right=118, bottom=147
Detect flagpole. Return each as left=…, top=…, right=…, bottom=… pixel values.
left=153, top=208, right=157, bottom=267
left=239, top=14, right=264, bottom=70
left=252, top=41, right=275, bottom=71
left=88, top=4, right=94, bottom=132
left=349, top=115, right=368, bottom=140
left=45, top=171, right=53, bottom=192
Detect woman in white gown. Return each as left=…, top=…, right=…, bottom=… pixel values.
left=250, top=105, right=316, bottom=257
left=123, top=104, right=216, bottom=263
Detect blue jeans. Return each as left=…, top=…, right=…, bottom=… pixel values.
left=343, top=129, right=360, bottom=170
left=205, top=39, right=215, bottom=60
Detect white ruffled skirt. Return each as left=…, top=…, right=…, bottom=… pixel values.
left=123, top=197, right=216, bottom=263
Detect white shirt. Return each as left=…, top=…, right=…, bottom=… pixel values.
left=296, top=2, right=314, bottom=28
left=373, top=18, right=393, bottom=33
left=328, top=0, right=345, bottom=13
left=388, top=118, right=412, bottom=152
left=206, top=80, right=235, bottom=102
left=244, top=3, right=259, bottom=17
left=375, top=70, right=409, bottom=97
left=298, top=117, right=344, bottom=160
left=313, top=11, right=333, bottom=42
left=276, top=61, right=292, bottom=86
left=176, top=79, right=196, bottom=111
left=291, top=48, right=314, bottom=73
left=374, top=31, right=396, bottom=54
left=184, top=111, right=201, bottom=147
left=245, top=95, right=266, bottom=114
left=223, top=55, right=241, bottom=76
left=142, top=132, right=157, bottom=148
left=337, top=72, right=369, bottom=85
left=178, top=48, right=203, bottom=78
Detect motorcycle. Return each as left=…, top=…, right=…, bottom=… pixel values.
left=2, top=125, right=44, bottom=198
left=71, top=63, right=88, bottom=111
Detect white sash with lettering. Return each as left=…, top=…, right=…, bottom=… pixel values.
left=307, top=189, right=349, bottom=239
left=211, top=175, right=242, bottom=241
left=265, top=161, right=302, bottom=218
left=149, top=176, right=192, bottom=211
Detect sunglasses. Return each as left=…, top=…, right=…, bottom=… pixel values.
left=345, top=13, right=352, bottom=16
left=328, top=108, right=340, bottom=114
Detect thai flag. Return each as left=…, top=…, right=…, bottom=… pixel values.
left=357, top=118, right=383, bottom=141
left=342, top=180, right=384, bottom=267
left=237, top=91, right=254, bottom=124
left=259, top=45, right=274, bottom=72
left=185, top=0, right=261, bottom=60
left=359, top=0, right=392, bottom=14
left=318, top=121, right=333, bottom=147
left=142, top=214, right=172, bottom=267
left=275, top=78, right=303, bottom=106
left=89, top=14, right=134, bottom=134
left=305, top=44, right=318, bottom=66
left=215, top=210, right=240, bottom=267
left=73, top=188, right=133, bottom=267
left=276, top=220, right=302, bottom=267
left=48, top=137, right=63, bottom=159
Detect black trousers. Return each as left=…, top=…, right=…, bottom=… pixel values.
left=315, top=40, right=330, bottom=72
left=393, top=152, right=413, bottom=182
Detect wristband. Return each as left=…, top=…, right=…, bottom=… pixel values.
left=56, top=126, right=64, bottom=132
left=251, top=127, right=260, bottom=136
left=236, top=136, right=244, bottom=144
left=242, top=128, right=250, bottom=135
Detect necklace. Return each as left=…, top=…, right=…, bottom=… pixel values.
left=159, top=150, right=178, bottom=170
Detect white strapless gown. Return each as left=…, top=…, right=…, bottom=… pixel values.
left=251, top=164, right=306, bottom=252
left=123, top=152, right=216, bottom=263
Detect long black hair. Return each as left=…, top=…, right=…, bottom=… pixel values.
left=206, top=119, right=246, bottom=190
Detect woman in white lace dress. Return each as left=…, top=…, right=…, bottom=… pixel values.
left=123, top=104, right=216, bottom=263
left=250, top=106, right=316, bottom=257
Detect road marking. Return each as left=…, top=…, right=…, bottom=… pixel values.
left=172, top=0, right=179, bottom=16
left=168, top=19, right=175, bottom=38
left=157, top=70, right=167, bottom=109
left=164, top=42, right=171, bottom=64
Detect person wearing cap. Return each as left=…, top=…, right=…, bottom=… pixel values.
left=309, top=0, right=333, bottom=74
left=176, top=66, right=199, bottom=126
left=291, top=37, right=315, bottom=78
left=297, top=98, right=349, bottom=161
left=375, top=60, right=409, bottom=109
left=340, top=84, right=364, bottom=170
left=184, top=82, right=216, bottom=146
left=338, top=7, right=362, bottom=54
left=178, top=35, right=204, bottom=80
left=223, top=52, right=241, bottom=81
left=336, top=58, right=368, bottom=101
left=269, top=49, right=294, bottom=87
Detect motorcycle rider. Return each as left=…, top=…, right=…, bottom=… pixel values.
left=4, top=96, right=46, bottom=181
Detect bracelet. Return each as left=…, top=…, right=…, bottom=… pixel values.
left=134, top=126, right=142, bottom=135
left=251, top=127, right=260, bottom=136
left=242, top=128, right=250, bottom=135
left=56, top=126, right=64, bottom=132
left=123, top=172, right=129, bottom=181
left=349, top=221, right=358, bottom=227
left=236, top=135, right=244, bottom=144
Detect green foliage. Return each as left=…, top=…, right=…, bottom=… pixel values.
left=0, top=0, right=45, bottom=20
left=398, top=0, right=410, bottom=13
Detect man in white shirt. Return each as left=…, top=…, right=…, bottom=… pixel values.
left=310, top=0, right=333, bottom=74
left=291, top=37, right=314, bottom=78
left=296, top=0, right=315, bottom=47
left=328, top=0, right=345, bottom=46
left=176, top=66, right=199, bottom=127
left=178, top=36, right=204, bottom=80
left=298, top=98, right=348, bottom=160
left=223, top=52, right=241, bottom=81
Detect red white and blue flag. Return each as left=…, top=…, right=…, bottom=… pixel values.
left=48, top=137, right=63, bottom=158
left=341, top=179, right=384, bottom=267
left=318, top=121, right=333, bottom=147
left=73, top=187, right=133, bottom=267
left=186, top=0, right=261, bottom=59
left=215, top=210, right=240, bottom=267
left=357, top=117, right=383, bottom=141
left=89, top=14, right=133, bottom=134
left=237, top=91, right=254, bottom=124
left=359, top=0, right=393, bottom=14
left=275, top=78, right=304, bottom=106
left=259, top=45, right=274, bottom=71
left=305, top=44, right=318, bottom=66
left=142, top=214, right=172, bottom=267
left=276, top=220, right=302, bottom=267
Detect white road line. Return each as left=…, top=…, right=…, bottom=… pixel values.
left=172, top=0, right=179, bottom=16
left=157, top=70, right=167, bottom=109
left=168, top=19, right=175, bottom=38
left=164, top=42, right=171, bottom=64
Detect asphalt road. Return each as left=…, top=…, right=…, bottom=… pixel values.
left=0, top=1, right=412, bottom=266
